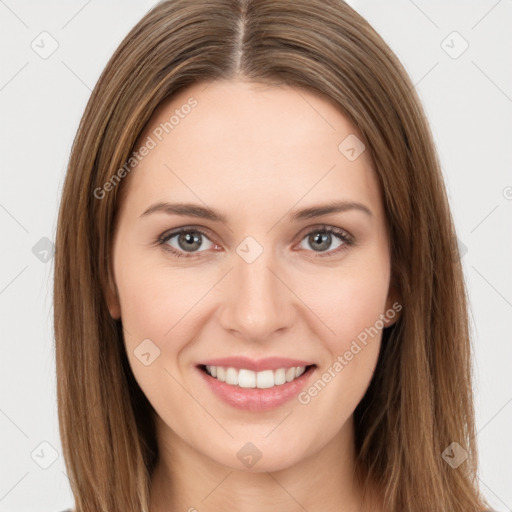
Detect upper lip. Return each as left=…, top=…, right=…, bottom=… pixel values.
left=197, top=356, right=315, bottom=372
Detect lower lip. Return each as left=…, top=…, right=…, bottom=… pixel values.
left=197, top=365, right=316, bottom=412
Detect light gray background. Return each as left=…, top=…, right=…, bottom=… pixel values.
left=0, top=1, right=511, bottom=511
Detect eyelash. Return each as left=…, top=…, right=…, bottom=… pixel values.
left=156, top=225, right=354, bottom=260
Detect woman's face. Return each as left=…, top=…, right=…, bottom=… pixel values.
left=108, top=79, right=398, bottom=472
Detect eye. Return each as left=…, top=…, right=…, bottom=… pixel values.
left=158, top=228, right=218, bottom=259
left=297, top=225, right=353, bottom=257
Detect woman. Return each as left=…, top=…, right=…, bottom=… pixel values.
left=54, top=1, right=491, bottom=511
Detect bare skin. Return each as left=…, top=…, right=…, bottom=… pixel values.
left=107, top=79, right=398, bottom=512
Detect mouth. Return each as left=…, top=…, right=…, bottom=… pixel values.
left=198, top=364, right=316, bottom=389
left=195, top=360, right=318, bottom=412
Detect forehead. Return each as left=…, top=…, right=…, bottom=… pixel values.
left=139, top=79, right=362, bottom=155
left=121, top=79, right=381, bottom=218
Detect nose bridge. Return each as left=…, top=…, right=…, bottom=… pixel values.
left=219, top=237, right=293, bottom=340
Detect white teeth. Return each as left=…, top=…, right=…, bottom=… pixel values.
left=225, top=367, right=239, bottom=385
left=204, top=365, right=309, bottom=388
left=274, top=368, right=286, bottom=385
left=238, top=369, right=256, bottom=388
left=256, top=370, right=274, bottom=389
left=295, top=366, right=305, bottom=378
left=216, top=366, right=226, bottom=382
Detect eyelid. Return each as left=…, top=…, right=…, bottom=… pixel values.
left=295, top=223, right=354, bottom=243
left=156, top=225, right=216, bottom=246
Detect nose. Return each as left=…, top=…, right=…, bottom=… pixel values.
left=217, top=245, right=296, bottom=343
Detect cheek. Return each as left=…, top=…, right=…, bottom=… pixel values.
left=113, top=256, right=196, bottom=410
left=300, top=254, right=390, bottom=352
left=113, top=249, right=219, bottom=392
left=294, top=253, right=390, bottom=409
left=114, top=243, right=195, bottom=336
left=331, top=272, right=388, bottom=342
left=116, top=271, right=172, bottom=337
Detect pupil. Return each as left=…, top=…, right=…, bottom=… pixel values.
left=180, top=232, right=201, bottom=251
left=311, top=232, right=330, bottom=251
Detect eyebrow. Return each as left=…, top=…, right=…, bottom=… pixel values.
left=139, top=200, right=373, bottom=222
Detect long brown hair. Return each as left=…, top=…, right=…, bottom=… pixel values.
left=54, top=1, right=489, bottom=510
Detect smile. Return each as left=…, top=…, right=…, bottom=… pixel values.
left=197, top=360, right=317, bottom=411
left=203, top=365, right=308, bottom=388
